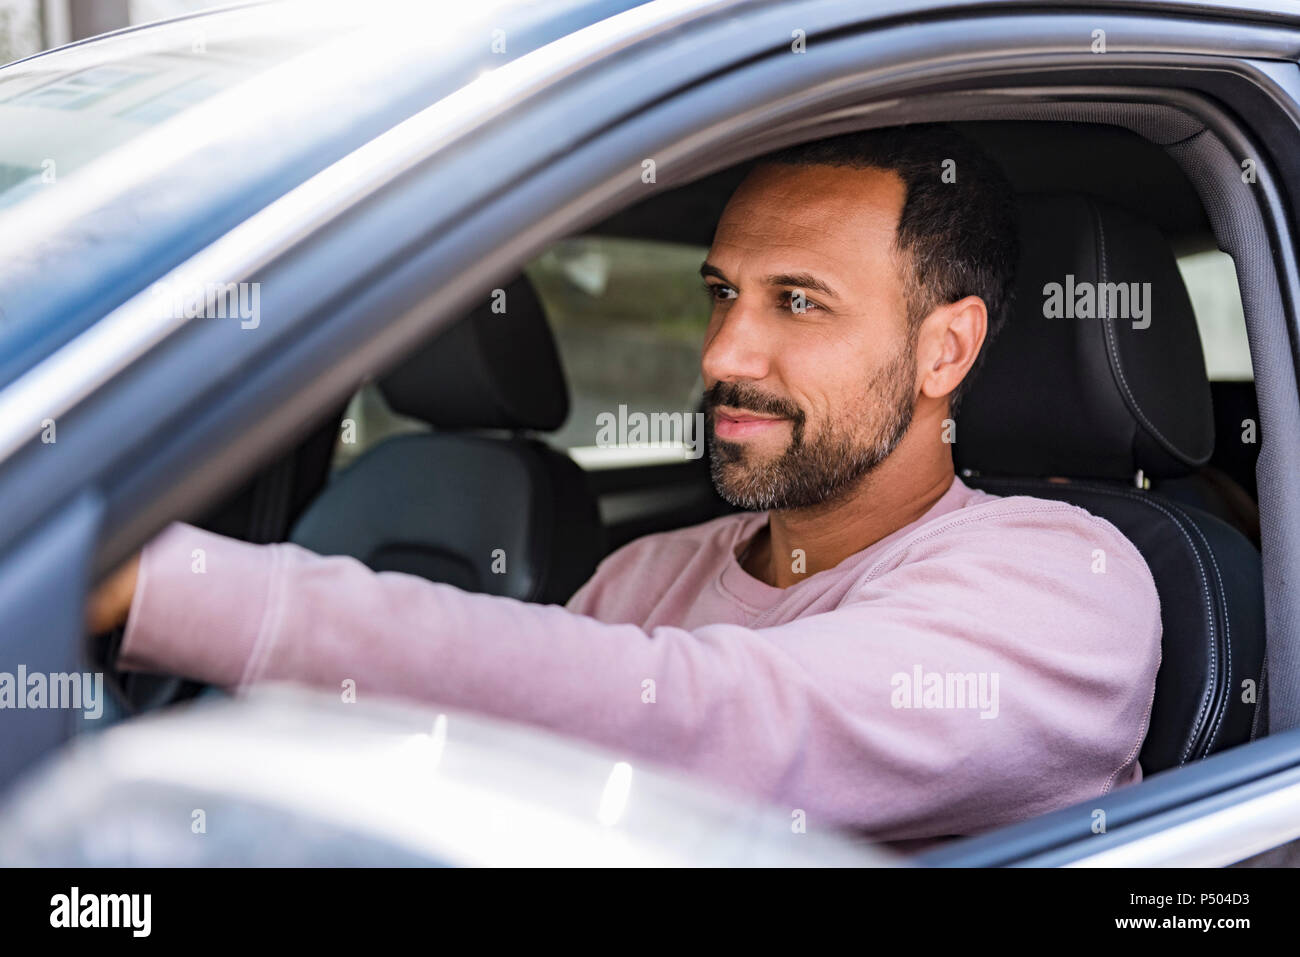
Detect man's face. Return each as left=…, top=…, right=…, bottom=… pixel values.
left=700, top=162, right=920, bottom=511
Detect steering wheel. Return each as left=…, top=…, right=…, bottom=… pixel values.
left=89, top=625, right=217, bottom=723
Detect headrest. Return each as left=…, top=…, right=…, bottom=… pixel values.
left=955, top=193, right=1214, bottom=481
left=379, top=275, right=569, bottom=431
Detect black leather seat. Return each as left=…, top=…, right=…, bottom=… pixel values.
left=956, top=193, right=1267, bottom=772
left=290, top=276, right=606, bottom=604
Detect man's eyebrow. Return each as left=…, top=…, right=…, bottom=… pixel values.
left=698, top=262, right=840, bottom=300
left=767, top=272, right=840, bottom=300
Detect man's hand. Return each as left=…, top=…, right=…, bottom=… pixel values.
left=86, top=554, right=141, bottom=635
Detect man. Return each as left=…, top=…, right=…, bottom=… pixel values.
left=89, top=126, right=1161, bottom=844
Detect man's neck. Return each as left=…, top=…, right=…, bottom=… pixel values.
left=740, top=430, right=956, bottom=589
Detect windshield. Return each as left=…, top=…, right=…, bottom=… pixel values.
left=0, top=0, right=589, bottom=390
left=0, top=3, right=362, bottom=210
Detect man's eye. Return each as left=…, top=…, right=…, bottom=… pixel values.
left=703, top=282, right=736, bottom=302
left=782, top=290, right=820, bottom=313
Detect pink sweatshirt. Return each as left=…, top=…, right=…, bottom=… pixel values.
left=119, top=475, right=1161, bottom=843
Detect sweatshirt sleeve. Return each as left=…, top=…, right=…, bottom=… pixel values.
left=118, top=514, right=1161, bottom=841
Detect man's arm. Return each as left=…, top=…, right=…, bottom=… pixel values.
left=109, top=515, right=1160, bottom=840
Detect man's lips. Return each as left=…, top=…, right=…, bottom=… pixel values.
left=712, top=406, right=790, bottom=440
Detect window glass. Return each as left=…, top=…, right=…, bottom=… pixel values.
left=1177, top=249, right=1253, bottom=381
left=525, top=236, right=712, bottom=466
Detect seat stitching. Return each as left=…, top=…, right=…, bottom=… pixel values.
left=1095, top=208, right=1183, bottom=455
left=1180, top=517, right=1233, bottom=754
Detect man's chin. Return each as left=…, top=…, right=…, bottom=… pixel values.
left=709, top=458, right=786, bottom=510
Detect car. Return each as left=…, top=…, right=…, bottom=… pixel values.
left=0, top=0, right=1299, bottom=868
left=0, top=682, right=893, bottom=866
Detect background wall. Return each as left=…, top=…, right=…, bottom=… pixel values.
left=0, top=0, right=223, bottom=64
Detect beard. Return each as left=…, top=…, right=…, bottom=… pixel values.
left=705, top=337, right=917, bottom=512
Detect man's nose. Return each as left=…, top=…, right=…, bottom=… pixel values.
left=701, top=300, right=774, bottom=385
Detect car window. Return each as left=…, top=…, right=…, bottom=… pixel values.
left=1177, top=248, right=1253, bottom=381
left=525, top=236, right=712, bottom=466
left=332, top=236, right=714, bottom=473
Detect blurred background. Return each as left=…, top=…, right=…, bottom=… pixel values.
left=0, top=0, right=221, bottom=64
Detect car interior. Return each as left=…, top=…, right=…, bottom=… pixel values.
left=169, top=119, right=1265, bottom=789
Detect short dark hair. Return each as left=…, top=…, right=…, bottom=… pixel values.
left=756, top=124, right=1018, bottom=411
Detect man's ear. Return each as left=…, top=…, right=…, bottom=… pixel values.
left=917, top=295, right=988, bottom=402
